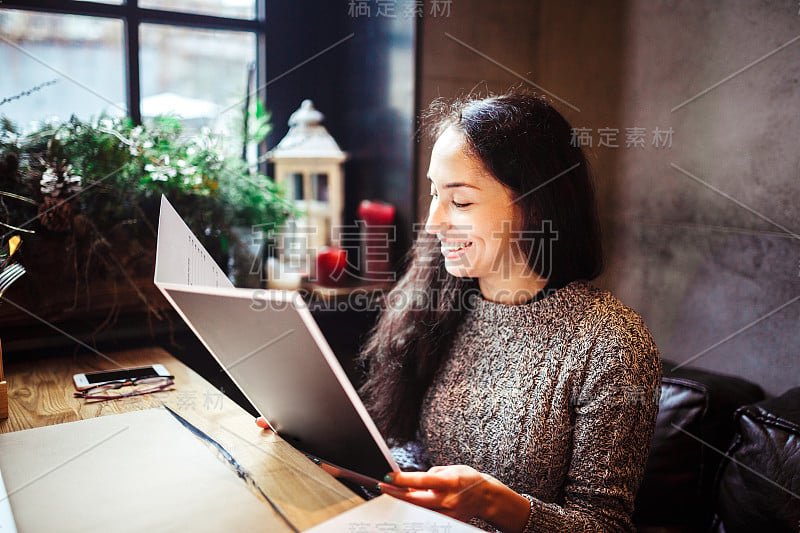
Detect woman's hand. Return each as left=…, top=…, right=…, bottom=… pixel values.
left=378, top=465, right=531, bottom=532
left=379, top=465, right=490, bottom=521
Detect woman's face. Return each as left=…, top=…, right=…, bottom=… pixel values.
left=425, top=127, right=544, bottom=302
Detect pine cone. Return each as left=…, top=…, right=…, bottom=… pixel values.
left=38, top=197, right=75, bottom=232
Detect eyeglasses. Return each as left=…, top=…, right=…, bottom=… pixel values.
left=73, top=376, right=175, bottom=401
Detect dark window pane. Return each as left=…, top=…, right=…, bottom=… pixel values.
left=312, top=172, right=329, bottom=202
left=291, top=172, right=304, bottom=201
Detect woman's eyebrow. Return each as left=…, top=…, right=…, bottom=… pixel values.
left=426, top=176, right=481, bottom=190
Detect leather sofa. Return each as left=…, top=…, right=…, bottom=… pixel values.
left=634, top=362, right=800, bottom=533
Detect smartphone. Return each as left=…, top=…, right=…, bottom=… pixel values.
left=72, top=364, right=171, bottom=391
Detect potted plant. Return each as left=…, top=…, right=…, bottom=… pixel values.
left=0, top=111, right=297, bottom=337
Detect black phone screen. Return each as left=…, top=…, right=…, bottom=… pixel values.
left=85, top=366, right=158, bottom=384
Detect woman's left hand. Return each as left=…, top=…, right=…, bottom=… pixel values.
left=378, top=465, right=494, bottom=522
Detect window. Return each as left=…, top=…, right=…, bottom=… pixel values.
left=139, top=24, right=256, bottom=134
left=140, top=0, right=254, bottom=20
left=0, top=0, right=264, bottom=129
left=0, top=10, right=125, bottom=127
left=291, top=172, right=304, bottom=201
left=312, top=172, right=329, bottom=203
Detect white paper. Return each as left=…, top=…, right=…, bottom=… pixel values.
left=0, top=467, right=18, bottom=533
left=304, top=494, right=483, bottom=532
left=154, top=194, right=233, bottom=288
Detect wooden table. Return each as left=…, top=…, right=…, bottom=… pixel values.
left=0, top=346, right=363, bottom=531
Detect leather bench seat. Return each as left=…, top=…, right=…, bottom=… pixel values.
left=634, top=362, right=765, bottom=532
left=712, top=387, right=800, bottom=533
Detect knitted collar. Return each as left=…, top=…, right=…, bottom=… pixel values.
left=468, top=280, right=588, bottom=327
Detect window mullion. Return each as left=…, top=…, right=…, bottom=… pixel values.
left=124, top=0, right=141, bottom=124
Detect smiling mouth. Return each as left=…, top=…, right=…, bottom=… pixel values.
left=440, top=241, right=473, bottom=254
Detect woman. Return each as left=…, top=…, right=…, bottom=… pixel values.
left=359, top=92, right=662, bottom=532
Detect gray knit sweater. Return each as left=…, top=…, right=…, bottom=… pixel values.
left=411, top=280, right=662, bottom=532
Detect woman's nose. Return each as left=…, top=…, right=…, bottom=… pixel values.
left=424, top=199, right=447, bottom=235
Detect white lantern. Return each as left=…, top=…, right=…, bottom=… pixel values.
left=268, top=100, right=347, bottom=276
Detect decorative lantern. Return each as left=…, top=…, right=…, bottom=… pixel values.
left=268, top=100, right=347, bottom=278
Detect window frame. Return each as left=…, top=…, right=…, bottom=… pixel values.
left=0, top=0, right=266, bottom=123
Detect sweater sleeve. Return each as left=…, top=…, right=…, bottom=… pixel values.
left=388, top=439, right=431, bottom=472
left=521, top=317, right=662, bottom=533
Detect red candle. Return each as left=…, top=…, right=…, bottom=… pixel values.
left=358, top=200, right=396, bottom=281
left=315, top=246, right=347, bottom=286
left=358, top=200, right=396, bottom=226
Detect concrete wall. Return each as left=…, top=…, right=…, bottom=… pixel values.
left=415, top=2, right=540, bottom=217
left=416, top=0, right=800, bottom=396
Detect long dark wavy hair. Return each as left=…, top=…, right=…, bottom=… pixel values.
left=358, top=91, right=604, bottom=441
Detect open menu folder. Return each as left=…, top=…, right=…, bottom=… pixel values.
left=0, top=409, right=288, bottom=533
left=154, top=195, right=399, bottom=483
